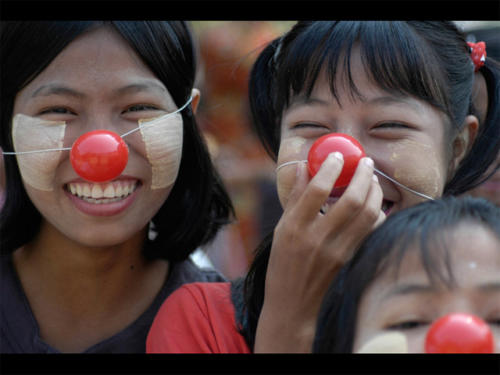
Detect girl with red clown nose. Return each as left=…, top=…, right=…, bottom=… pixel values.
left=147, top=21, right=500, bottom=353
left=0, top=21, right=234, bottom=353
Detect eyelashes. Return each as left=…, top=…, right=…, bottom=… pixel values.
left=39, top=106, right=76, bottom=115
left=387, top=320, right=429, bottom=331
left=290, top=121, right=415, bottom=131
left=38, top=104, right=162, bottom=117
left=122, top=104, right=161, bottom=113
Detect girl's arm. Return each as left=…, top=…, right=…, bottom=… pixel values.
left=254, top=154, right=385, bottom=353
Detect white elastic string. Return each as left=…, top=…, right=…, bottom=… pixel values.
left=276, top=159, right=435, bottom=201
left=2, top=96, right=194, bottom=156
left=2, top=147, right=71, bottom=155
left=120, top=96, right=193, bottom=138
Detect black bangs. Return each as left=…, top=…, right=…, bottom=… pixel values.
left=276, top=21, right=451, bottom=120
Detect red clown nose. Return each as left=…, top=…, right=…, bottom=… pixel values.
left=70, top=130, right=129, bottom=183
left=425, top=313, right=495, bottom=353
left=307, top=133, right=366, bottom=188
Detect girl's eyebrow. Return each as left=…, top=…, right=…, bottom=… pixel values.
left=30, top=80, right=167, bottom=99
left=382, top=283, right=436, bottom=301
left=288, top=95, right=330, bottom=109
left=31, top=84, right=85, bottom=99
left=287, top=94, right=422, bottom=112
left=367, top=96, right=421, bottom=110
left=382, top=280, right=500, bottom=301
left=113, top=81, right=167, bottom=96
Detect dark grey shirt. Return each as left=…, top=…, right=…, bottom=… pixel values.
left=0, top=254, right=225, bottom=353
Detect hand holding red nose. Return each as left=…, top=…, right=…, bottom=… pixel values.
left=307, top=133, right=366, bottom=188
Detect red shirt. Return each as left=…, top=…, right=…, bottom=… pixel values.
left=146, top=282, right=251, bottom=353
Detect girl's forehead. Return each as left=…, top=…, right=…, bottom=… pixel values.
left=381, top=223, right=500, bottom=283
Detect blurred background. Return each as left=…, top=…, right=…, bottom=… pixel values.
left=189, top=21, right=295, bottom=279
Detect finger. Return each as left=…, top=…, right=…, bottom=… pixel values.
left=326, top=157, right=375, bottom=224
left=293, top=152, right=344, bottom=222
left=321, top=174, right=383, bottom=262
left=283, top=161, right=309, bottom=212
left=336, top=173, right=385, bottom=237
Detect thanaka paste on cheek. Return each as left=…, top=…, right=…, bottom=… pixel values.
left=139, top=112, right=183, bottom=190
left=389, top=140, right=443, bottom=198
left=12, top=114, right=66, bottom=191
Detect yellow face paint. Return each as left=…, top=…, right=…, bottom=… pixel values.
left=389, top=140, right=444, bottom=198
left=12, top=114, right=66, bottom=191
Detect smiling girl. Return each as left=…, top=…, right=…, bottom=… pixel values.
left=146, top=21, right=500, bottom=353
left=0, top=21, right=233, bottom=353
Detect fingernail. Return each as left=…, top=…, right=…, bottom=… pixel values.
left=332, top=151, right=343, bottom=161
left=364, top=157, right=374, bottom=167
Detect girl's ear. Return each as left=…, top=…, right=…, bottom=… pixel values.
left=191, top=88, right=201, bottom=114
left=449, top=115, right=479, bottom=174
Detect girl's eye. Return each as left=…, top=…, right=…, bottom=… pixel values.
left=293, top=123, right=326, bottom=129
left=387, top=320, right=428, bottom=330
left=123, top=104, right=160, bottom=113
left=487, top=318, right=500, bottom=326
left=39, top=107, right=74, bottom=115
left=374, top=122, right=412, bottom=129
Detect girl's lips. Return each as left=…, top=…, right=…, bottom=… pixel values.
left=64, top=180, right=141, bottom=217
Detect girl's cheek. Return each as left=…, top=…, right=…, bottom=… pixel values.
left=387, top=140, right=446, bottom=199
left=276, top=136, right=308, bottom=208
left=12, top=114, right=66, bottom=192
left=137, top=113, right=183, bottom=190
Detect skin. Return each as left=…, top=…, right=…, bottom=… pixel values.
left=254, top=46, right=478, bottom=353
left=353, top=224, right=500, bottom=353
left=10, top=26, right=200, bottom=352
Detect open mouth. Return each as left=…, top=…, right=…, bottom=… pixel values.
left=65, top=179, right=140, bottom=204
left=382, top=199, right=395, bottom=215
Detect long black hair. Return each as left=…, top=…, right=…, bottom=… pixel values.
left=312, top=196, right=500, bottom=352
left=232, top=21, right=500, bottom=350
left=0, top=21, right=234, bottom=261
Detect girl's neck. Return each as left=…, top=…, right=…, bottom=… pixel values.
left=12, top=220, right=169, bottom=352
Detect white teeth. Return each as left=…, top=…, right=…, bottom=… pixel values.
left=91, top=184, right=103, bottom=199
left=115, top=183, right=123, bottom=197
left=67, top=180, right=138, bottom=202
left=83, top=184, right=92, bottom=197
left=103, top=184, right=114, bottom=198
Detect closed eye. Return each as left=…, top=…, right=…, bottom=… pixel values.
left=39, top=107, right=76, bottom=115
left=123, top=104, right=161, bottom=113
left=387, top=320, right=429, bottom=330
left=374, top=122, right=413, bottom=129
left=487, top=318, right=500, bottom=326
left=292, top=122, right=328, bottom=130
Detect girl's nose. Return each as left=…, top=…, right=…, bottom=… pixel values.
left=70, top=129, right=129, bottom=182
left=424, top=313, right=494, bottom=353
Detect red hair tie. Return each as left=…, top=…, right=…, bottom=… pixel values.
left=468, top=41, right=487, bottom=72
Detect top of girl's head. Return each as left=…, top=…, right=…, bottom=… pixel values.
left=270, top=22, right=472, bottom=128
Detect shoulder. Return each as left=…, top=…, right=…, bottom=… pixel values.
left=155, top=282, right=233, bottom=322
left=167, top=258, right=226, bottom=288
left=147, top=282, right=250, bottom=353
